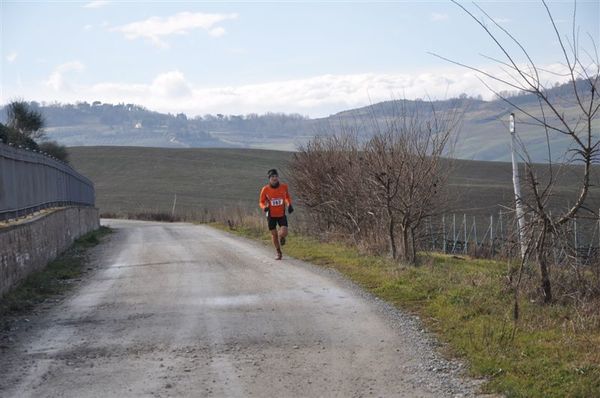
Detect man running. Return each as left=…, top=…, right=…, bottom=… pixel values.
left=259, top=169, right=294, bottom=260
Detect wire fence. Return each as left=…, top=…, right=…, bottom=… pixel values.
left=423, top=212, right=600, bottom=265
left=0, top=142, right=95, bottom=221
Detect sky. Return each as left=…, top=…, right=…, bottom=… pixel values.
left=1, top=0, right=599, bottom=117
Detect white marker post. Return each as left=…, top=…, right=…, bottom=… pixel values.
left=510, top=113, right=527, bottom=259
left=171, top=193, right=177, bottom=218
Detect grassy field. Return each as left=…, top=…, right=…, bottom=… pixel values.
left=69, top=146, right=599, bottom=226
left=214, top=222, right=600, bottom=397
left=69, top=146, right=291, bottom=216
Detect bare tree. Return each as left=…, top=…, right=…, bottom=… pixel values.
left=289, top=133, right=372, bottom=243
left=363, top=101, right=460, bottom=262
left=289, top=101, right=461, bottom=264
left=433, top=0, right=600, bottom=302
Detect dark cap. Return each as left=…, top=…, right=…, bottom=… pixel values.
left=267, top=169, right=278, bottom=177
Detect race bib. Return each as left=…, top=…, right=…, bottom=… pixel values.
left=270, top=198, right=284, bottom=206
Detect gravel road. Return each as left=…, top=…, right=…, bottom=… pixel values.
left=0, top=219, right=487, bottom=397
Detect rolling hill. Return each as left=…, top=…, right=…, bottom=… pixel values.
left=3, top=80, right=596, bottom=162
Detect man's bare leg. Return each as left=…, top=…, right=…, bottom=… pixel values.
left=271, top=229, right=282, bottom=259
left=279, top=226, right=288, bottom=246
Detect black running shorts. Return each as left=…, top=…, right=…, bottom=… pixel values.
left=268, top=216, right=288, bottom=231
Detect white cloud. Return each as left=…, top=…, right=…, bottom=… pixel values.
left=75, top=67, right=544, bottom=116
left=110, top=12, right=238, bottom=48
left=45, top=61, right=85, bottom=92
left=89, top=70, right=192, bottom=101
left=151, top=70, right=193, bottom=97
left=83, top=1, right=109, bottom=8
left=208, top=27, right=226, bottom=38
left=84, top=24, right=93, bottom=31
left=431, top=13, right=449, bottom=22
left=21, top=63, right=576, bottom=117
left=6, top=52, right=17, bottom=63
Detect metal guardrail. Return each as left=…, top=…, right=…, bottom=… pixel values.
left=0, top=142, right=95, bottom=221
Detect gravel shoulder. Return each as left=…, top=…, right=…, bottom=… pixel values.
left=0, top=219, right=489, bottom=397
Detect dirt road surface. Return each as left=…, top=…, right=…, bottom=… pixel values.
left=0, top=219, right=484, bottom=397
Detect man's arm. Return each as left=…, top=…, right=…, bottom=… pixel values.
left=259, top=186, right=269, bottom=212
left=285, top=186, right=294, bottom=213
left=285, top=187, right=292, bottom=206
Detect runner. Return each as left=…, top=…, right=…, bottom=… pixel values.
left=259, top=169, right=294, bottom=260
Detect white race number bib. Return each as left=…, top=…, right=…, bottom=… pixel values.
left=270, top=198, right=284, bottom=206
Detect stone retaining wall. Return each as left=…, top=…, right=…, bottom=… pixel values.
left=0, top=207, right=100, bottom=297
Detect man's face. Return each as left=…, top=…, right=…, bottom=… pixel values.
left=269, top=175, right=279, bottom=185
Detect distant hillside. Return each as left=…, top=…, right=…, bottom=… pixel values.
left=0, top=102, right=230, bottom=149
left=323, top=78, right=595, bottom=162
left=3, top=80, right=594, bottom=161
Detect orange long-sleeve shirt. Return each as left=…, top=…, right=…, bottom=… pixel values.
left=259, top=183, right=292, bottom=218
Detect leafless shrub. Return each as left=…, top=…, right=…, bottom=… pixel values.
left=362, top=101, right=461, bottom=262
left=289, top=100, right=462, bottom=264
left=289, top=133, right=374, bottom=244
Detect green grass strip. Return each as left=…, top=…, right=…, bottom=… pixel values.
left=0, top=226, right=112, bottom=319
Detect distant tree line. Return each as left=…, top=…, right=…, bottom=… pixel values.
left=0, top=101, right=310, bottom=137
left=194, top=112, right=308, bottom=134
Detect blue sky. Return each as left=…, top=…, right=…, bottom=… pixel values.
left=1, top=1, right=599, bottom=117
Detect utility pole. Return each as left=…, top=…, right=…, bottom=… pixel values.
left=510, top=113, right=527, bottom=259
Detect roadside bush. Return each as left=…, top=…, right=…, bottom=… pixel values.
left=38, top=141, right=69, bottom=163
left=289, top=101, right=461, bottom=264
left=0, top=123, right=39, bottom=150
